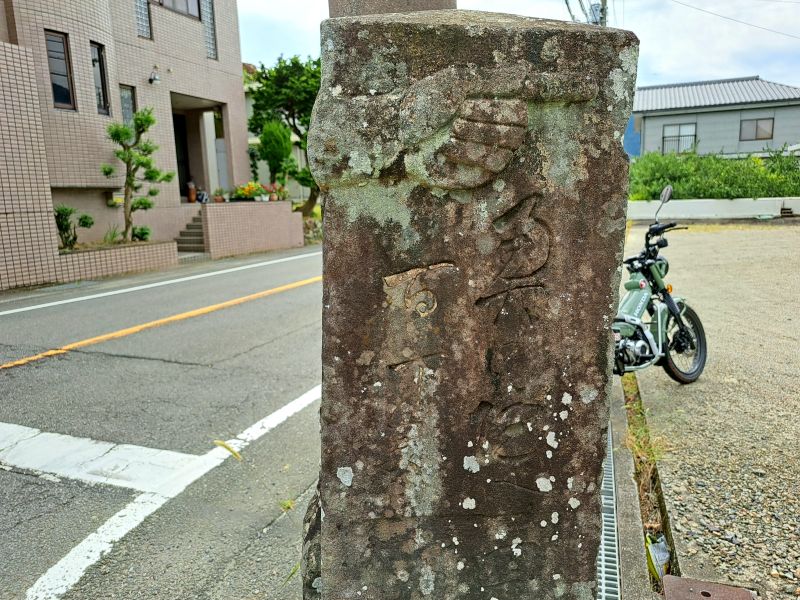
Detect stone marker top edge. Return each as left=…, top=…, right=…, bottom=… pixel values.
left=323, top=8, right=637, bottom=38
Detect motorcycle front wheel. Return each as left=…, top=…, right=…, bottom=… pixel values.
left=663, top=303, right=707, bottom=384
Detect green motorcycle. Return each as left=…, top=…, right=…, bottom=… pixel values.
left=612, top=185, right=707, bottom=383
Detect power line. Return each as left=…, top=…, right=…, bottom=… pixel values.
left=563, top=0, right=578, bottom=21
left=575, top=0, right=591, bottom=21
left=667, top=0, right=800, bottom=40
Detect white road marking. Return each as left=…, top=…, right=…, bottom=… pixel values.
left=0, top=250, right=322, bottom=317
left=23, top=384, right=322, bottom=600
left=25, top=493, right=169, bottom=600
left=0, top=423, right=215, bottom=496
left=233, top=385, right=325, bottom=445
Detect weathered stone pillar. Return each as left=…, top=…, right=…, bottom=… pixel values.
left=329, top=0, right=456, bottom=18
left=306, top=10, right=637, bottom=599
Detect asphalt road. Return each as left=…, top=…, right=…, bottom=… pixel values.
left=0, top=246, right=323, bottom=600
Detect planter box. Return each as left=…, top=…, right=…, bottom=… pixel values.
left=1, top=240, right=178, bottom=291
left=56, top=241, right=178, bottom=284
left=201, top=201, right=304, bottom=259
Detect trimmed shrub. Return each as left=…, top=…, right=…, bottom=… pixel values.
left=259, top=120, right=293, bottom=183
left=132, top=225, right=151, bottom=241
left=54, top=205, right=94, bottom=249
left=629, top=147, right=800, bottom=200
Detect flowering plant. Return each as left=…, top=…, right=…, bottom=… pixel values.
left=231, top=181, right=267, bottom=199
left=263, top=182, right=289, bottom=201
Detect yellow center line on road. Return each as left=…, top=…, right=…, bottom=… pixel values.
left=0, top=275, right=323, bottom=370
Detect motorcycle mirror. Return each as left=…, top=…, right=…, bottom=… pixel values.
left=655, top=185, right=673, bottom=223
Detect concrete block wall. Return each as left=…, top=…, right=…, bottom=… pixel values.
left=0, top=40, right=62, bottom=290
left=0, top=40, right=179, bottom=292
left=0, top=0, right=11, bottom=42
left=627, top=197, right=800, bottom=220
left=201, top=202, right=304, bottom=259
left=7, top=0, right=123, bottom=189
left=57, top=241, right=178, bottom=284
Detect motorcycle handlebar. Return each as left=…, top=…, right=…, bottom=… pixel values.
left=648, top=222, right=678, bottom=236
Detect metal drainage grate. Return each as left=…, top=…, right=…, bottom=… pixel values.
left=596, top=420, right=621, bottom=600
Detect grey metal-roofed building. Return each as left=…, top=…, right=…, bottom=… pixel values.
left=630, top=76, right=800, bottom=157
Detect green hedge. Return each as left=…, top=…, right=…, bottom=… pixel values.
left=629, top=147, right=800, bottom=200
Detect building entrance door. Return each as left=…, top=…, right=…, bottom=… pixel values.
left=172, top=113, right=190, bottom=198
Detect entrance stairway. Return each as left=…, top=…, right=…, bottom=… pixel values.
left=175, top=211, right=206, bottom=253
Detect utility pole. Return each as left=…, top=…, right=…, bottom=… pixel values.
left=589, top=0, right=608, bottom=25
left=568, top=0, right=607, bottom=25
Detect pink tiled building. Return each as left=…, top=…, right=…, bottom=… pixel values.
left=0, top=1, right=301, bottom=290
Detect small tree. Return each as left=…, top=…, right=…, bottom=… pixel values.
left=259, top=120, right=293, bottom=183
left=247, top=145, right=260, bottom=181
left=248, top=56, right=321, bottom=216
left=101, top=108, right=174, bottom=241
left=54, top=205, right=94, bottom=250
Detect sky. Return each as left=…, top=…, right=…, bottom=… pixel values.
left=237, top=0, right=800, bottom=89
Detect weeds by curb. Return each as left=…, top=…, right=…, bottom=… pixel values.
left=621, top=373, right=679, bottom=589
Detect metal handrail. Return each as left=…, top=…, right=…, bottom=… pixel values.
left=661, top=135, right=696, bottom=154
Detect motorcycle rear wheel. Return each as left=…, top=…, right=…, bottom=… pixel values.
left=663, top=303, right=707, bottom=384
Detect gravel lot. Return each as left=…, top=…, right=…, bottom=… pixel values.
left=632, top=222, right=800, bottom=598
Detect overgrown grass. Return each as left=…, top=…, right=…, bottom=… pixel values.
left=629, top=147, right=800, bottom=200
left=621, top=374, right=670, bottom=533
left=622, top=373, right=678, bottom=588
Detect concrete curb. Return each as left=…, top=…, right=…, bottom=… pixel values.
left=610, top=378, right=659, bottom=600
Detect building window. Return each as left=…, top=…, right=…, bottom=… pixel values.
left=120, top=85, right=137, bottom=125
left=153, top=0, right=201, bottom=19
left=662, top=123, right=696, bottom=154
left=740, top=118, right=773, bottom=142
left=45, top=31, right=75, bottom=110
left=201, top=0, right=218, bottom=59
left=91, top=42, right=110, bottom=115
left=135, top=0, right=152, bottom=39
